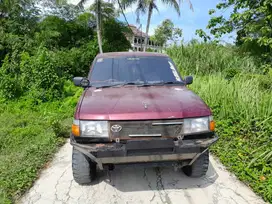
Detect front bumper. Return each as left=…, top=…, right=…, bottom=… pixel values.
left=70, top=133, right=218, bottom=170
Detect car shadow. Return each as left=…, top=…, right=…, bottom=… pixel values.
left=93, top=161, right=218, bottom=192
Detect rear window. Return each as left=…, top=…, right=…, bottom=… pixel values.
left=89, top=56, right=182, bottom=86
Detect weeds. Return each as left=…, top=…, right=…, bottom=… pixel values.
left=168, top=44, right=272, bottom=201
left=0, top=83, right=82, bottom=203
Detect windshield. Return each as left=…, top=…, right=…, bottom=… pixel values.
left=88, top=56, right=183, bottom=87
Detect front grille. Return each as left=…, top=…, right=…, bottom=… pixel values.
left=109, top=120, right=183, bottom=140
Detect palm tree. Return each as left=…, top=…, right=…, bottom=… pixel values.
left=123, top=0, right=193, bottom=51
left=78, top=0, right=104, bottom=53
left=78, top=0, right=132, bottom=53
left=89, top=1, right=117, bottom=21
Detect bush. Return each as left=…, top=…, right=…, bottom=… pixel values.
left=258, top=75, right=272, bottom=91
left=0, top=48, right=67, bottom=101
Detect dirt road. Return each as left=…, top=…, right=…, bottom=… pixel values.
left=20, top=142, right=265, bottom=204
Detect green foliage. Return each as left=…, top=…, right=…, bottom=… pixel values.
left=0, top=48, right=66, bottom=100
left=88, top=1, right=117, bottom=21
left=168, top=43, right=272, bottom=202
left=152, top=19, right=182, bottom=46
left=167, top=42, right=258, bottom=75
left=146, top=48, right=155, bottom=52
left=0, top=5, right=130, bottom=100
left=189, top=75, right=272, bottom=202
left=35, top=15, right=95, bottom=49
left=102, top=19, right=131, bottom=52
left=195, top=29, right=211, bottom=42
left=0, top=81, right=82, bottom=203
left=224, top=68, right=240, bottom=80
left=204, top=0, right=272, bottom=66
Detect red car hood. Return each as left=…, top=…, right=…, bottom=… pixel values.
left=77, top=86, right=211, bottom=120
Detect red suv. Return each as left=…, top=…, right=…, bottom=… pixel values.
left=71, top=52, right=218, bottom=184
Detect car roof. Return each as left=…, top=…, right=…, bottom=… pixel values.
left=96, top=52, right=168, bottom=58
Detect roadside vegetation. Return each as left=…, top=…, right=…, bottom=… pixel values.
left=0, top=84, right=82, bottom=203
left=167, top=1, right=272, bottom=199
left=167, top=43, right=272, bottom=202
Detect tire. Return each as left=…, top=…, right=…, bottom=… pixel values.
left=72, top=147, right=97, bottom=184
left=182, top=149, right=209, bottom=178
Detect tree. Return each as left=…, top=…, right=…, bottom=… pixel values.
left=202, top=0, right=272, bottom=69
left=102, top=19, right=131, bottom=52
left=122, top=0, right=193, bottom=51
left=89, top=0, right=117, bottom=32
left=77, top=0, right=132, bottom=54
left=152, top=19, right=182, bottom=47
left=78, top=0, right=103, bottom=53
left=195, top=29, right=211, bottom=43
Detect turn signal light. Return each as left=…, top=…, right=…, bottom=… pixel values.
left=210, top=120, right=215, bottom=131
left=72, top=123, right=80, bottom=136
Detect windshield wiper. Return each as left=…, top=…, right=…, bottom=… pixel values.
left=136, top=81, right=185, bottom=87
left=152, top=81, right=185, bottom=85
left=95, top=81, right=184, bottom=89
left=136, top=83, right=152, bottom=87
left=95, top=82, right=139, bottom=89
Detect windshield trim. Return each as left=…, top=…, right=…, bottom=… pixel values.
left=88, top=56, right=184, bottom=86
left=93, top=81, right=186, bottom=89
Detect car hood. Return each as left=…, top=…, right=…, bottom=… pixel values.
left=77, top=86, right=211, bottom=120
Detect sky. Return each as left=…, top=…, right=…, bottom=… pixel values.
left=69, top=0, right=235, bottom=43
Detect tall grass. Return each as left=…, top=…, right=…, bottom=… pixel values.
left=168, top=43, right=272, bottom=202
left=0, top=81, right=82, bottom=204
left=167, top=43, right=259, bottom=75
left=192, top=74, right=272, bottom=121
left=192, top=75, right=272, bottom=201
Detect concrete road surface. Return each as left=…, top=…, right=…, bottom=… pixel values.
left=20, top=142, right=265, bottom=204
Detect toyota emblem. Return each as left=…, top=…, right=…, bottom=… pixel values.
left=111, top=124, right=122, bottom=133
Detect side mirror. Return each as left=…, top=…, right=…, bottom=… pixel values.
left=184, top=76, right=193, bottom=85
left=73, top=77, right=90, bottom=87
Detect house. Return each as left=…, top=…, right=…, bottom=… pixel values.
left=127, top=25, right=161, bottom=52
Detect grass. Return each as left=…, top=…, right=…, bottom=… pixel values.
left=189, top=75, right=272, bottom=202
left=0, top=82, right=82, bottom=204
left=167, top=42, right=259, bottom=75
left=168, top=43, right=272, bottom=202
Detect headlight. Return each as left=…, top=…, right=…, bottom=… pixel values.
left=77, top=120, right=108, bottom=137
left=183, top=116, right=214, bottom=134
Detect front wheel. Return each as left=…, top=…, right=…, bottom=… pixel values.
left=182, top=150, right=209, bottom=178
left=72, top=147, right=97, bottom=184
